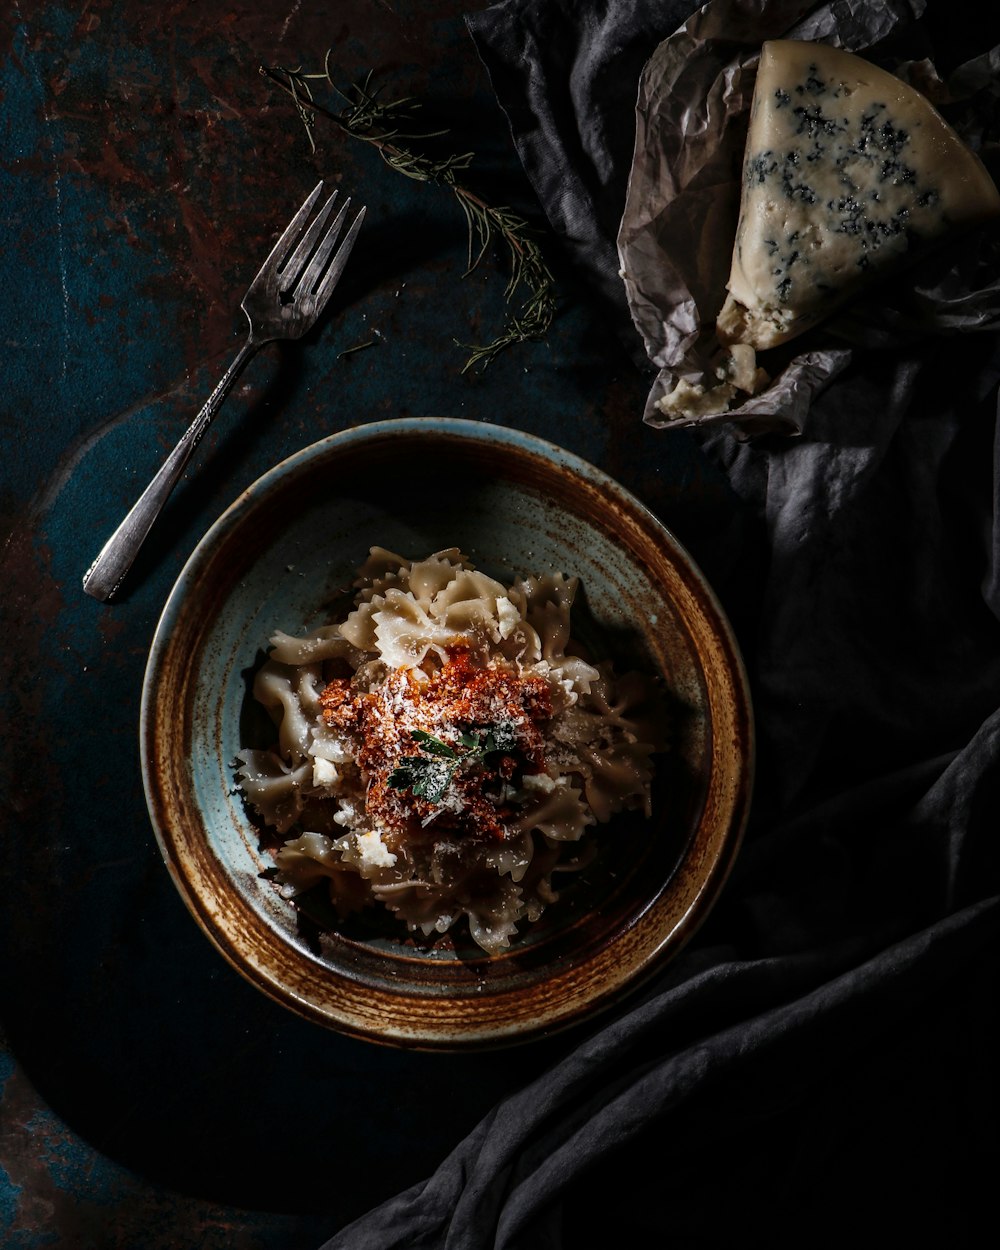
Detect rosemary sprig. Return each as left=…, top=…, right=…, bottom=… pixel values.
left=259, top=59, right=556, bottom=370
left=388, top=724, right=519, bottom=805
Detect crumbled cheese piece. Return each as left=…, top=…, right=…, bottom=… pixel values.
left=522, top=772, right=557, bottom=793
left=654, top=344, right=769, bottom=421
left=311, top=757, right=339, bottom=788
left=724, top=342, right=761, bottom=392
left=355, top=829, right=397, bottom=869
left=656, top=377, right=734, bottom=420
left=531, top=659, right=578, bottom=706
left=495, top=596, right=519, bottom=640
left=718, top=40, right=1000, bottom=351
left=333, top=799, right=364, bottom=831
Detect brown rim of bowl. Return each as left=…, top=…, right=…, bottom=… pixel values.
left=141, top=419, right=754, bottom=1049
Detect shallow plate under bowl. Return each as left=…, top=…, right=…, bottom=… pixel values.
left=141, top=418, right=752, bottom=1049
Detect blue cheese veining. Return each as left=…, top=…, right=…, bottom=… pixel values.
left=716, top=39, right=1000, bottom=352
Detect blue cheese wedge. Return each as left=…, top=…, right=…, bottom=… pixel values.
left=717, top=40, right=1000, bottom=351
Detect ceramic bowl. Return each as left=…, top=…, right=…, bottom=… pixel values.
left=141, top=418, right=752, bottom=1048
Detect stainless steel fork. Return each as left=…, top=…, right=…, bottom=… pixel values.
left=82, top=182, right=365, bottom=602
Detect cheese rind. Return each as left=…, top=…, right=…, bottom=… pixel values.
left=717, top=40, right=1000, bottom=350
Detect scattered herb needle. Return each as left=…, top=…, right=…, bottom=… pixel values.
left=388, top=725, right=519, bottom=805
left=259, top=58, right=556, bottom=370
left=338, top=335, right=378, bottom=359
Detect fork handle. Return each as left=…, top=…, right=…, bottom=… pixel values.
left=82, top=337, right=259, bottom=601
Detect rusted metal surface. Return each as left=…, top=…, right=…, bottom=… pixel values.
left=0, top=1, right=743, bottom=1244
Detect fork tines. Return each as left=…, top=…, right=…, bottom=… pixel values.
left=249, top=181, right=366, bottom=314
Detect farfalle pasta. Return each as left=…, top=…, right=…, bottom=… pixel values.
left=236, top=548, right=662, bottom=954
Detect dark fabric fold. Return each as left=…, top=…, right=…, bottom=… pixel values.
left=467, top=0, right=699, bottom=319
left=325, top=899, right=998, bottom=1248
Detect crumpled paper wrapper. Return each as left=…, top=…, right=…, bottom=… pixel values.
left=617, top=0, right=1000, bottom=434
